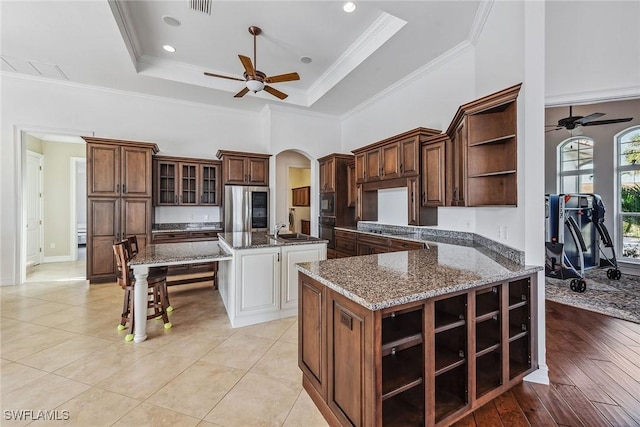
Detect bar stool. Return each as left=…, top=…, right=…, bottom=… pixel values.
left=125, top=235, right=172, bottom=311
left=113, top=241, right=171, bottom=342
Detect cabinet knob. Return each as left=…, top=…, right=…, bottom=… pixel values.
left=122, top=184, right=126, bottom=194
left=175, top=195, right=178, bottom=203
left=248, top=174, right=251, bottom=182
left=116, top=184, right=120, bottom=194
left=422, top=192, right=425, bottom=204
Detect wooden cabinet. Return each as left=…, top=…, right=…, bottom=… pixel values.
left=356, top=232, right=425, bottom=256
left=407, top=176, right=420, bottom=226
left=153, top=156, right=221, bottom=206
left=319, top=157, right=336, bottom=192
left=421, top=135, right=447, bottom=208
left=216, top=150, right=270, bottom=186
left=334, top=229, right=357, bottom=258
left=299, top=272, right=536, bottom=427
left=446, top=84, right=521, bottom=207
left=352, top=128, right=440, bottom=184
left=292, top=186, right=310, bottom=206
left=84, top=137, right=158, bottom=283
left=300, top=219, right=311, bottom=235
left=347, top=160, right=356, bottom=207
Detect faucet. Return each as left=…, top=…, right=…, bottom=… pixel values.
left=274, top=223, right=287, bottom=238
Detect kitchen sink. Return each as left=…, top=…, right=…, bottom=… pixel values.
left=269, top=233, right=323, bottom=242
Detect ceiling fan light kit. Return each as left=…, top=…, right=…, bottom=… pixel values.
left=204, top=25, right=300, bottom=100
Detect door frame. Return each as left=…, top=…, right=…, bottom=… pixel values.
left=69, top=157, right=86, bottom=262
left=25, top=150, right=44, bottom=267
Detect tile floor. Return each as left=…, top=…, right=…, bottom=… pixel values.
left=1, top=260, right=328, bottom=426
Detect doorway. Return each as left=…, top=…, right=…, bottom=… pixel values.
left=274, top=150, right=314, bottom=235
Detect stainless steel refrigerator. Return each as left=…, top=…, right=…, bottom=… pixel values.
left=224, top=186, right=270, bottom=232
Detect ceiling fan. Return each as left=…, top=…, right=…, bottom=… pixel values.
left=546, top=106, right=633, bottom=133
left=203, top=26, right=300, bottom=100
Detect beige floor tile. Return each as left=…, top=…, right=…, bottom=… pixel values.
left=0, top=362, right=48, bottom=396
left=1, top=373, right=90, bottom=427
left=54, top=342, right=154, bottom=385
left=29, top=387, right=140, bottom=427
left=0, top=320, right=49, bottom=344
left=28, top=305, right=92, bottom=328
left=18, top=335, right=113, bottom=372
left=147, top=360, right=245, bottom=419
left=282, top=390, right=329, bottom=427
left=0, top=328, right=77, bottom=361
left=236, top=317, right=296, bottom=341
left=98, top=352, right=192, bottom=400
left=196, top=421, right=224, bottom=427
left=251, top=341, right=302, bottom=384
left=111, top=402, right=200, bottom=427
left=279, top=321, right=298, bottom=344
left=1, top=301, right=74, bottom=323
left=204, top=372, right=301, bottom=427
left=200, top=333, right=275, bottom=370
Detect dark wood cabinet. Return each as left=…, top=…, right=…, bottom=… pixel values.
left=84, top=137, right=157, bottom=283
left=301, top=219, right=311, bottom=235
left=334, top=229, right=357, bottom=258
left=347, top=160, right=356, bottom=208
left=319, top=157, right=336, bottom=192
left=299, top=272, right=536, bottom=427
left=317, top=153, right=356, bottom=228
left=446, top=84, right=521, bottom=207
left=216, top=150, right=270, bottom=186
left=421, top=135, right=447, bottom=207
left=153, top=156, right=221, bottom=206
left=292, top=186, right=310, bottom=206
left=354, top=153, right=366, bottom=184
left=356, top=232, right=424, bottom=256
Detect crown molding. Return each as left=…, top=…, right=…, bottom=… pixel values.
left=545, top=86, right=640, bottom=107
left=468, top=0, right=494, bottom=46
left=340, top=40, right=474, bottom=120
left=108, top=0, right=141, bottom=71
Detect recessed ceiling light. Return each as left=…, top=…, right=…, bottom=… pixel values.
left=162, top=15, right=181, bottom=27
left=299, top=56, right=312, bottom=64
left=343, top=2, right=356, bottom=13
left=163, top=45, right=176, bottom=53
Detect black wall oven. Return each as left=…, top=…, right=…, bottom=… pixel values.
left=319, top=216, right=336, bottom=249
left=320, top=193, right=335, bottom=217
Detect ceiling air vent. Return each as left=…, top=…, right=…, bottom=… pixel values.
left=189, top=0, right=212, bottom=15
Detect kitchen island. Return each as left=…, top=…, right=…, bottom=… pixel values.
left=218, top=232, right=327, bottom=328
left=296, top=241, right=542, bottom=426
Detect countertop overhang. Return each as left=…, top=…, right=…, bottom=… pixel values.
left=218, top=232, right=328, bottom=250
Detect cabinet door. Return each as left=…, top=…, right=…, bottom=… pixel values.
left=299, top=273, right=327, bottom=399
left=354, top=153, right=366, bottom=183
left=87, top=143, right=120, bottom=197
left=421, top=141, right=446, bottom=207
left=247, top=157, right=269, bottom=186
left=451, top=120, right=467, bottom=206
left=407, top=177, right=420, bottom=226
left=200, top=164, right=220, bottom=205
left=319, top=159, right=335, bottom=192
left=121, top=198, right=152, bottom=240
left=121, top=146, right=153, bottom=197
left=179, top=162, right=199, bottom=205
left=281, top=244, right=326, bottom=311
left=235, top=249, right=279, bottom=315
left=381, top=143, right=400, bottom=179
left=223, top=155, right=248, bottom=184
left=87, top=198, right=119, bottom=280
left=154, top=160, right=178, bottom=205
left=400, top=137, right=419, bottom=177
left=347, top=162, right=356, bottom=207
left=355, top=184, right=363, bottom=221
left=365, top=149, right=381, bottom=181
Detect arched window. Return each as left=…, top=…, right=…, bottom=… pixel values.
left=617, top=126, right=640, bottom=260
left=558, top=137, right=594, bottom=193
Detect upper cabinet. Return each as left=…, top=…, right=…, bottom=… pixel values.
left=319, top=156, right=336, bottom=192
left=352, top=127, right=440, bottom=184
left=446, top=83, right=521, bottom=207
left=346, top=159, right=356, bottom=208
left=292, top=186, right=310, bottom=207
left=153, top=155, right=221, bottom=206
left=86, top=138, right=157, bottom=198
left=317, top=153, right=356, bottom=226
left=216, top=150, right=270, bottom=186
left=421, top=134, right=448, bottom=208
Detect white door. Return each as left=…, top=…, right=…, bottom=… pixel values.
left=26, top=151, right=43, bottom=266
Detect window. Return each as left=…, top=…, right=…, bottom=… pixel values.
left=558, top=137, right=594, bottom=193
left=617, top=126, right=640, bottom=260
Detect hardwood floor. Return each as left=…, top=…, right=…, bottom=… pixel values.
left=453, top=301, right=640, bottom=427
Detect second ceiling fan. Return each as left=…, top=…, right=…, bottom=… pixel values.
left=546, top=105, right=633, bottom=133
left=204, top=26, right=300, bottom=100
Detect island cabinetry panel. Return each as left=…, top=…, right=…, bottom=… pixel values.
left=236, top=247, right=280, bottom=315
left=84, top=137, right=158, bottom=283
left=298, top=272, right=536, bottom=426
left=281, top=244, right=326, bottom=312
left=216, top=150, right=270, bottom=186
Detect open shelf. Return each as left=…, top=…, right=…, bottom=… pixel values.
left=476, top=350, right=502, bottom=398
left=382, top=345, right=424, bottom=399
left=467, top=142, right=516, bottom=177
left=435, top=295, right=466, bottom=332
left=467, top=101, right=516, bottom=145
left=476, top=287, right=500, bottom=317
left=383, top=385, right=425, bottom=427
left=382, top=333, right=423, bottom=356
left=509, top=305, right=529, bottom=340
left=468, top=133, right=516, bottom=147
left=476, top=317, right=501, bottom=355
left=466, top=174, right=517, bottom=206
left=435, top=325, right=466, bottom=375
left=382, top=309, right=423, bottom=346
left=435, top=347, right=466, bottom=376
left=509, top=337, right=531, bottom=379
left=435, top=364, right=467, bottom=422
left=469, top=170, right=517, bottom=178
left=509, top=278, right=530, bottom=308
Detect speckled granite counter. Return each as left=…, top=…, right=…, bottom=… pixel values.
left=218, top=232, right=327, bottom=250
left=297, top=241, right=541, bottom=311
left=130, top=241, right=232, bottom=267
left=152, top=222, right=223, bottom=233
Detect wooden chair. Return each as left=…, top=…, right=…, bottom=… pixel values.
left=113, top=241, right=171, bottom=342
left=125, top=235, right=172, bottom=311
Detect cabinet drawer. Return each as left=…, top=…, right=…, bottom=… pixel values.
left=335, top=229, right=356, bottom=241
left=389, top=239, right=424, bottom=251
left=152, top=232, right=190, bottom=243
left=190, top=262, right=216, bottom=273
left=335, top=238, right=356, bottom=254
left=357, top=233, right=389, bottom=246
left=189, top=231, right=218, bottom=240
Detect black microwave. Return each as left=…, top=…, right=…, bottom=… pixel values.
left=320, top=193, right=335, bottom=216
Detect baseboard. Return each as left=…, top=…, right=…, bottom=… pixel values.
left=43, top=256, right=73, bottom=263
left=524, top=364, right=549, bottom=385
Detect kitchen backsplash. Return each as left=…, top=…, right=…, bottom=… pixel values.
left=154, top=206, right=221, bottom=223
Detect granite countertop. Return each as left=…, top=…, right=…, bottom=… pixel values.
left=335, top=226, right=424, bottom=243
left=152, top=222, right=224, bottom=233
left=296, top=241, right=542, bottom=311
left=130, top=241, right=232, bottom=266
left=218, top=232, right=328, bottom=250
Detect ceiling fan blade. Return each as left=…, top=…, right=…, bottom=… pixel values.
left=234, top=87, right=250, bottom=98
left=263, top=85, right=288, bottom=100
left=545, top=128, right=562, bottom=133
left=265, top=72, right=300, bottom=84
left=575, top=112, right=605, bottom=125
left=238, top=55, right=255, bottom=77
left=204, top=72, right=245, bottom=82
left=582, top=117, right=633, bottom=126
